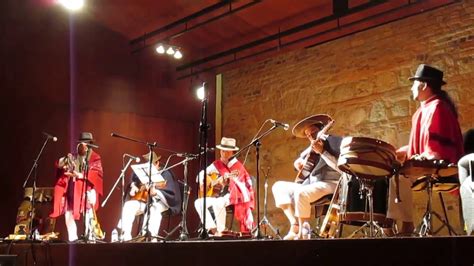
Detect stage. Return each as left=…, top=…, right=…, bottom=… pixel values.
left=1, top=236, right=473, bottom=266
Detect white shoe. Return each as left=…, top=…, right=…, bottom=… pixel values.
left=283, top=231, right=298, bottom=240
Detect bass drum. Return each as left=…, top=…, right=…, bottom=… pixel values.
left=339, top=175, right=389, bottom=226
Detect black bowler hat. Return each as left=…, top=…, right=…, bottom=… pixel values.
left=408, top=64, right=446, bottom=85
left=77, top=132, right=94, bottom=143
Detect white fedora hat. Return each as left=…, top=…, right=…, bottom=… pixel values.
left=216, top=137, right=239, bottom=151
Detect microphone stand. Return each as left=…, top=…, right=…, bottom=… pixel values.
left=101, top=156, right=136, bottom=242
left=78, top=147, right=93, bottom=243
left=231, top=124, right=278, bottom=239
left=197, top=83, right=210, bottom=240
left=111, top=133, right=158, bottom=242
left=161, top=155, right=197, bottom=241
left=22, top=136, right=53, bottom=240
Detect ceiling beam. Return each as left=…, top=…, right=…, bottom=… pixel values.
left=177, top=0, right=457, bottom=79
left=176, top=0, right=389, bottom=72
left=131, top=0, right=262, bottom=54
left=130, top=0, right=233, bottom=46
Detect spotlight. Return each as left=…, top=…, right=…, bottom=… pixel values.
left=156, top=45, right=165, bottom=54
left=58, top=0, right=84, bottom=11
left=174, top=50, right=183, bottom=59
left=166, top=47, right=175, bottom=55
left=196, top=85, right=205, bottom=101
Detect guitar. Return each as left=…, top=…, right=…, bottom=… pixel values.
left=319, top=178, right=342, bottom=238
left=130, top=181, right=167, bottom=203
left=199, top=171, right=239, bottom=198
left=295, top=120, right=335, bottom=183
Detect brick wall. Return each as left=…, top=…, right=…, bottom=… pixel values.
left=221, top=1, right=474, bottom=235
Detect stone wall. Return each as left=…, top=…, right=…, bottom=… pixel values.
left=221, top=1, right=474, bottom=235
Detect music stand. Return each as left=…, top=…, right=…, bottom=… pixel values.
left=111, top=133, right=160, bottom=242
left=101, top=155, right=136, bottom=242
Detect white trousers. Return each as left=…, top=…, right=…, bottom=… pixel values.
left=272, top=180, right=337, bottom=218
left=194, top=194, right=229, bottom=233
left=117, top=199, right=168, bottom=241
left=65, top=189, right=96, bottom=242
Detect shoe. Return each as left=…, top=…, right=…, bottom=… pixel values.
left=283, top=231, right=298, bottom=240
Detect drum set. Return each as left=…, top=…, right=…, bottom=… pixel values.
left=329, top=136, right=458, bottom=238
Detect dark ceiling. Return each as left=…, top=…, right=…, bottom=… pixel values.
left=85, top=0, right=455, bottom=79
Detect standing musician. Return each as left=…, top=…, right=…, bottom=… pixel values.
left=194, top=137, right=255, bottom=236
left=272, top=115, right=342, bottom=240
left=50, top=132, right=104, bottom=242
left=117, top=151, right=181, bottom=241
left=388, top=64, right=464, bottom=234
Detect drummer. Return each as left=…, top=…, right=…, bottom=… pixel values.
left=272, top=114, right=343, bottom=240
left=387, top=64, right=464, bottom=235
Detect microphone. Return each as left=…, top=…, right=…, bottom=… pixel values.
left=84, top=143, right=99, bottom=149
left=123, top=153, right=140, bottom=163
left=42, top=132, right=58, bottom=142
left=176, top=148, right=215, bottom=158
left=176, top=153, right=198, bottom=158
left=269, top=119, right=289, bottom=130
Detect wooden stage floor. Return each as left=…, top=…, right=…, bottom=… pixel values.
left=1, top=236, right=474, bottom=266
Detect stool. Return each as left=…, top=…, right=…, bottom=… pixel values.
left=311, top=194, right=333, bottom=236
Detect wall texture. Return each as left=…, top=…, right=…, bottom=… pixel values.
left=221, top=1, right=474, bottom=235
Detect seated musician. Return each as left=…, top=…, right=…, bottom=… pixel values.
left=50, top=132, right=104, bottom=242
left=272, top=115, right=342, bottom=240
left=458, top=129, right=474, bottom=234
left=194, top=137, right=254, bottom=236
left=387, top=64, right=464, bottom=234
left=117, top=151, right=181, bottom=241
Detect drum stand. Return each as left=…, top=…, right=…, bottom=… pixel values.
left=417, top=174, right=458, bottom=236
left=347, top=178, right=386, bottom=238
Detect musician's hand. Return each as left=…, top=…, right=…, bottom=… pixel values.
left=149, top=186, right=158, bottom=197
left=294, top=161, right=304, bottom=171
left=311, top=139, right=324, bottom=154
left=411, top=153, right=435, bottom=161
left=396, top=150, right=407, bottom=163
left=129, top=184, right=138, bottom=197
left=154, top=181, right=167, bottom=189
left=74, top=171, right=84, bottom=179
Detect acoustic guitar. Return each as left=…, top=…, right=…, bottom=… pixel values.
left=130, top=181, right=167, bottom=203
left=199, top=171, right=239, bottom=198
left=295, top=120, right=335, bottom=183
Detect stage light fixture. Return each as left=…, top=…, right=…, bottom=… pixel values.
left=156, top=45, right=165, bottom=54
left=58, top=0, right=84, bottom=11
left=166, top=47, right=175, bottom=55
left=196, top=85, right=205, bottom=101
left=155, top=44, right=183, bottom=59
left=174, top=50, right=183, bottom=59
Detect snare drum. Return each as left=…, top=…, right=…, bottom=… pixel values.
left=338, top=137, right=396, bottom=179
left=339, top=175, right=389, bottom=225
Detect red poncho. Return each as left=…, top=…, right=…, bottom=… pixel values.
left=406, top=95, right=464, bottom=163
left=50, top=150, right=103, bottom=220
